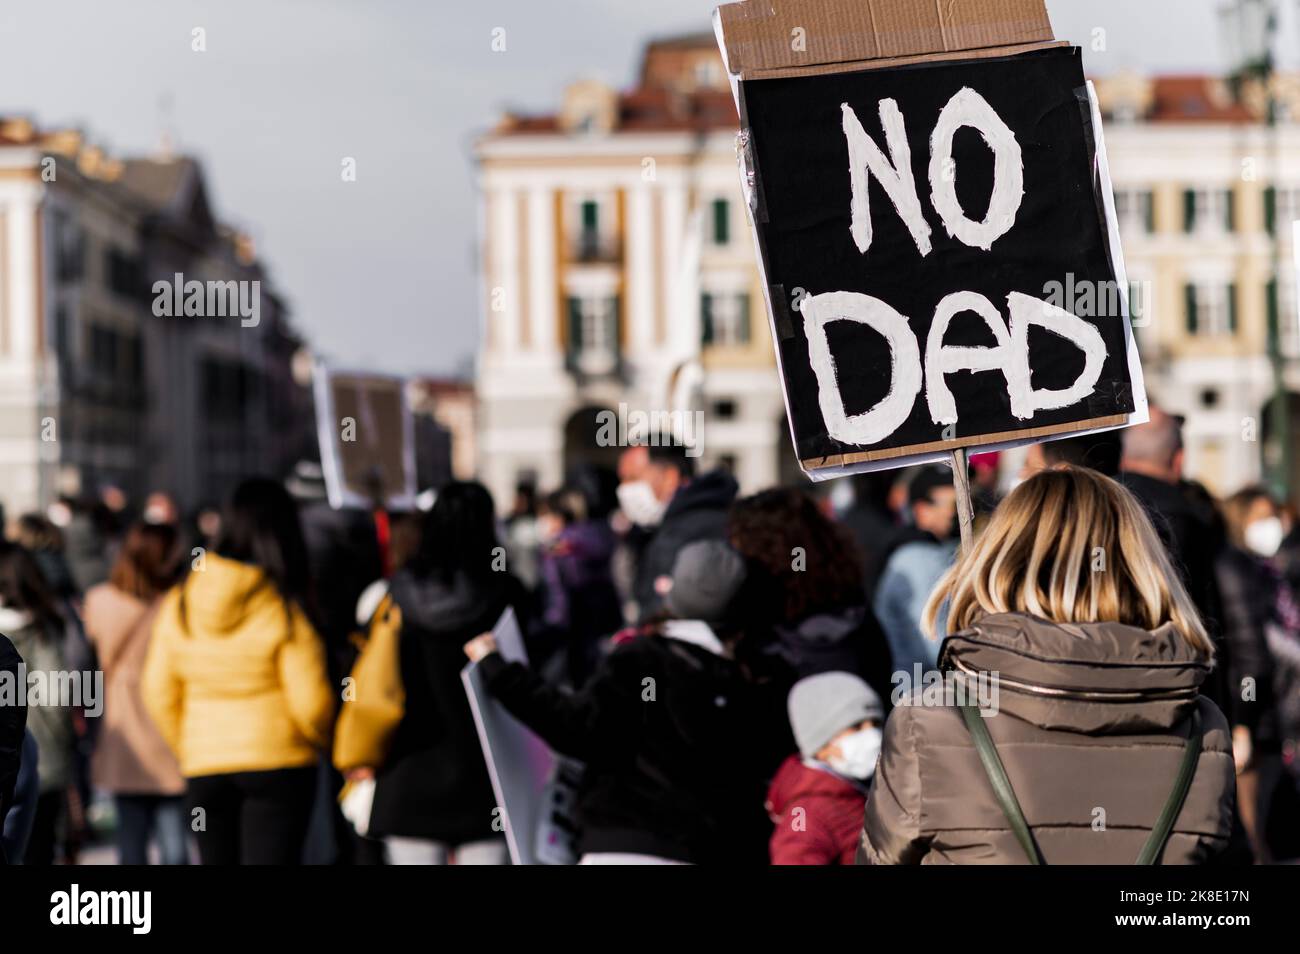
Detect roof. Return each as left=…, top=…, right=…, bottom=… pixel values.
left=489, top=34, right=1282, bottom=139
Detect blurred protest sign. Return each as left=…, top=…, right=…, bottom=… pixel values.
left=313, top=366, right=417, bottom=510
left=714, top=0, right=1148, bottom=480
left=462, top=608, right=580, bottom=865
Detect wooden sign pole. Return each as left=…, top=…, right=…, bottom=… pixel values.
left=950, top=447, right=975, bottom=556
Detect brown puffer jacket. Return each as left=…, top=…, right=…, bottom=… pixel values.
left=859, top=613, right=1236, bottom=864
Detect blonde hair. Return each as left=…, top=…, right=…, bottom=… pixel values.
left=921, top=465, right=1212, bottom=657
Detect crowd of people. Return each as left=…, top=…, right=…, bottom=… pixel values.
left=0, top=406, right=1297, bottom=865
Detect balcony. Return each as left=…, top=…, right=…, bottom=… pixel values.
left=570, top=231, right=622, bottom=265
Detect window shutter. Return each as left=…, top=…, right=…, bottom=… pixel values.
left=1184, top=283, right=1198, bottom=334
left=1268, top=277, right=1279, bottom=348
left=701, top=293, right=714, bottom=345
left=1228, top=282, right=1238, bottom=333
left=1265, top=186, right=1277, bottom=235
left=1225, top=189, right=1236, bottom=232
left=568, top=297, right=583, bottom=349
left=1143, top=190, right=1155, bottom=233
left=1183, top=189, right=1196, bottom=233
left=738, top=294, right=751, bottom=344
left=712, top=199, right=729, bottom=246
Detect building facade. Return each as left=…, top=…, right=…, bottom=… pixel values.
left=474, top=35, right=789, bottom=508
left=476, top=37, right=1300, bottom=504
left=0, top=118, right=313, bottom=516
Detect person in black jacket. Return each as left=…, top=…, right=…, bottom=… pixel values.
left=1217, top=486, right=1289, bottom=863
left=619, top=442, right=738, bottom=622
left=1118, top=407, right=1232, bottom=713
left=465, top=539, right=794, bottom=864
left=0, top=633, right=27, bottom=864
left=367, top=481, right=527, bottom=865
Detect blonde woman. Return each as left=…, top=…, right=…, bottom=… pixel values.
left=859, top=465, right=1236, bottom=865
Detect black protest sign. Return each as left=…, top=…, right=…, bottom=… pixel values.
left=736, top=45, right=1144, bottom=472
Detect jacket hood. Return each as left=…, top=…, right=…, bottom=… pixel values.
left=664, top=469, right=738, bottom=522
left=775, top=605, right=865, bottom=644
left=181, top=554, right=275, bottom=634
left=766, top=754, right=863, bottom=815
left=939, top=612, right=1211, bottom=734
left=389, top=568, right=506, bottom=635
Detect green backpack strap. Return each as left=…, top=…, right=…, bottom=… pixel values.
left=960, top=703, right=1205, bottom=866
left=1135, top=706, right=1203, bottom=865
left=959, top=704, right=1044, bottom=865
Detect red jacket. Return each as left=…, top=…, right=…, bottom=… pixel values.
left=765, top=755, right=868, bottom=865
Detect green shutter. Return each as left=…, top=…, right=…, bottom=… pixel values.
left=1225, top=189, right=1236, bottom=232
left=701, top=293, right=714, bottom=345
left=738, top=294, right=751, bottom=344
left=1185, top=283, right=1198, bottom=333
left=1227, top=282, right=1238, bottom=333
left=1268, top=277, right=1279, bottom=348
left=568, top=297, right=582, bottom=348
left=1265, top=186, right=1277, bottom=235
left=1183, top=189, right=1196, bottom=233
left=581, top=201, right=598, bottom=232
left=712, top=199, right=729, bottom=245
left=1143, top=191, right=1155, bottom=233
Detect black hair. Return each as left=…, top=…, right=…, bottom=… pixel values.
left=908, top=466, right=953, bottom=506
left=215, top=478, right=311, bottom=604
left=410, top=480, right=501, bottom=584
left=0, top=541, right=64, bottom=634
left=178, top=478, right=310, bottom=634
left=1040, top=431, right=1123, bottom=477
left=647, top=440, right=695, bottom=479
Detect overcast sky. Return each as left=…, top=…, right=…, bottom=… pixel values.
left=0, top=0, right=1292, bottom=376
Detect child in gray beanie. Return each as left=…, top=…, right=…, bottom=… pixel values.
left=765, top=672, right=884, bottom=864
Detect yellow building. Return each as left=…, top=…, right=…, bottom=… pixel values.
left=1096, top=71, right=1300, bottom=495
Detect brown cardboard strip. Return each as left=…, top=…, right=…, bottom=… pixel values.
left=737, top=39, right=1066, bottom=81
left=717, top=0, right=1055, bottom=80
left=800, top=414, right=1128, bottom=470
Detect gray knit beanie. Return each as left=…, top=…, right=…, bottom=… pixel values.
left=787, top=671, right=884, bottom=759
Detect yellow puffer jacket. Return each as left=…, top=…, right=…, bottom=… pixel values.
left=143, top=554, right=335, bottom=778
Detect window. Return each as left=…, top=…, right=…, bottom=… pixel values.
left=711, top=198, right=730, bottom=246
left=1265, top=186, right=1300, bottom=235
left=578, top=200, right=599, bottom=258
left=1184, top=282, right=1236, bottom=336
left=1268, top=274, right=1300, bottom=357
left=106, top=249, right=142, bottom=299
left=701, top=292, right=751, bottom=347
left=566, top=296, right=620, bottom=375
left=1183, top=188, right=1233, bottom=234
left=1113, top=189, right=1154, bottom=234
left=711, top=398, right=738, bottom=420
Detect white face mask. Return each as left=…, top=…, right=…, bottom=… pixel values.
left=828, top=726, right=883, bottom=780
left=1245, top=516, right=1284, bottom=558
left=617, top=480, right=667, bottom=528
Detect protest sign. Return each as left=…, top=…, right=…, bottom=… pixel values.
left=462, top=608, right=581, bottom=865
left=313, top=365, right=417, bottom=510
left=714, top=0, right=1147, bottom=479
